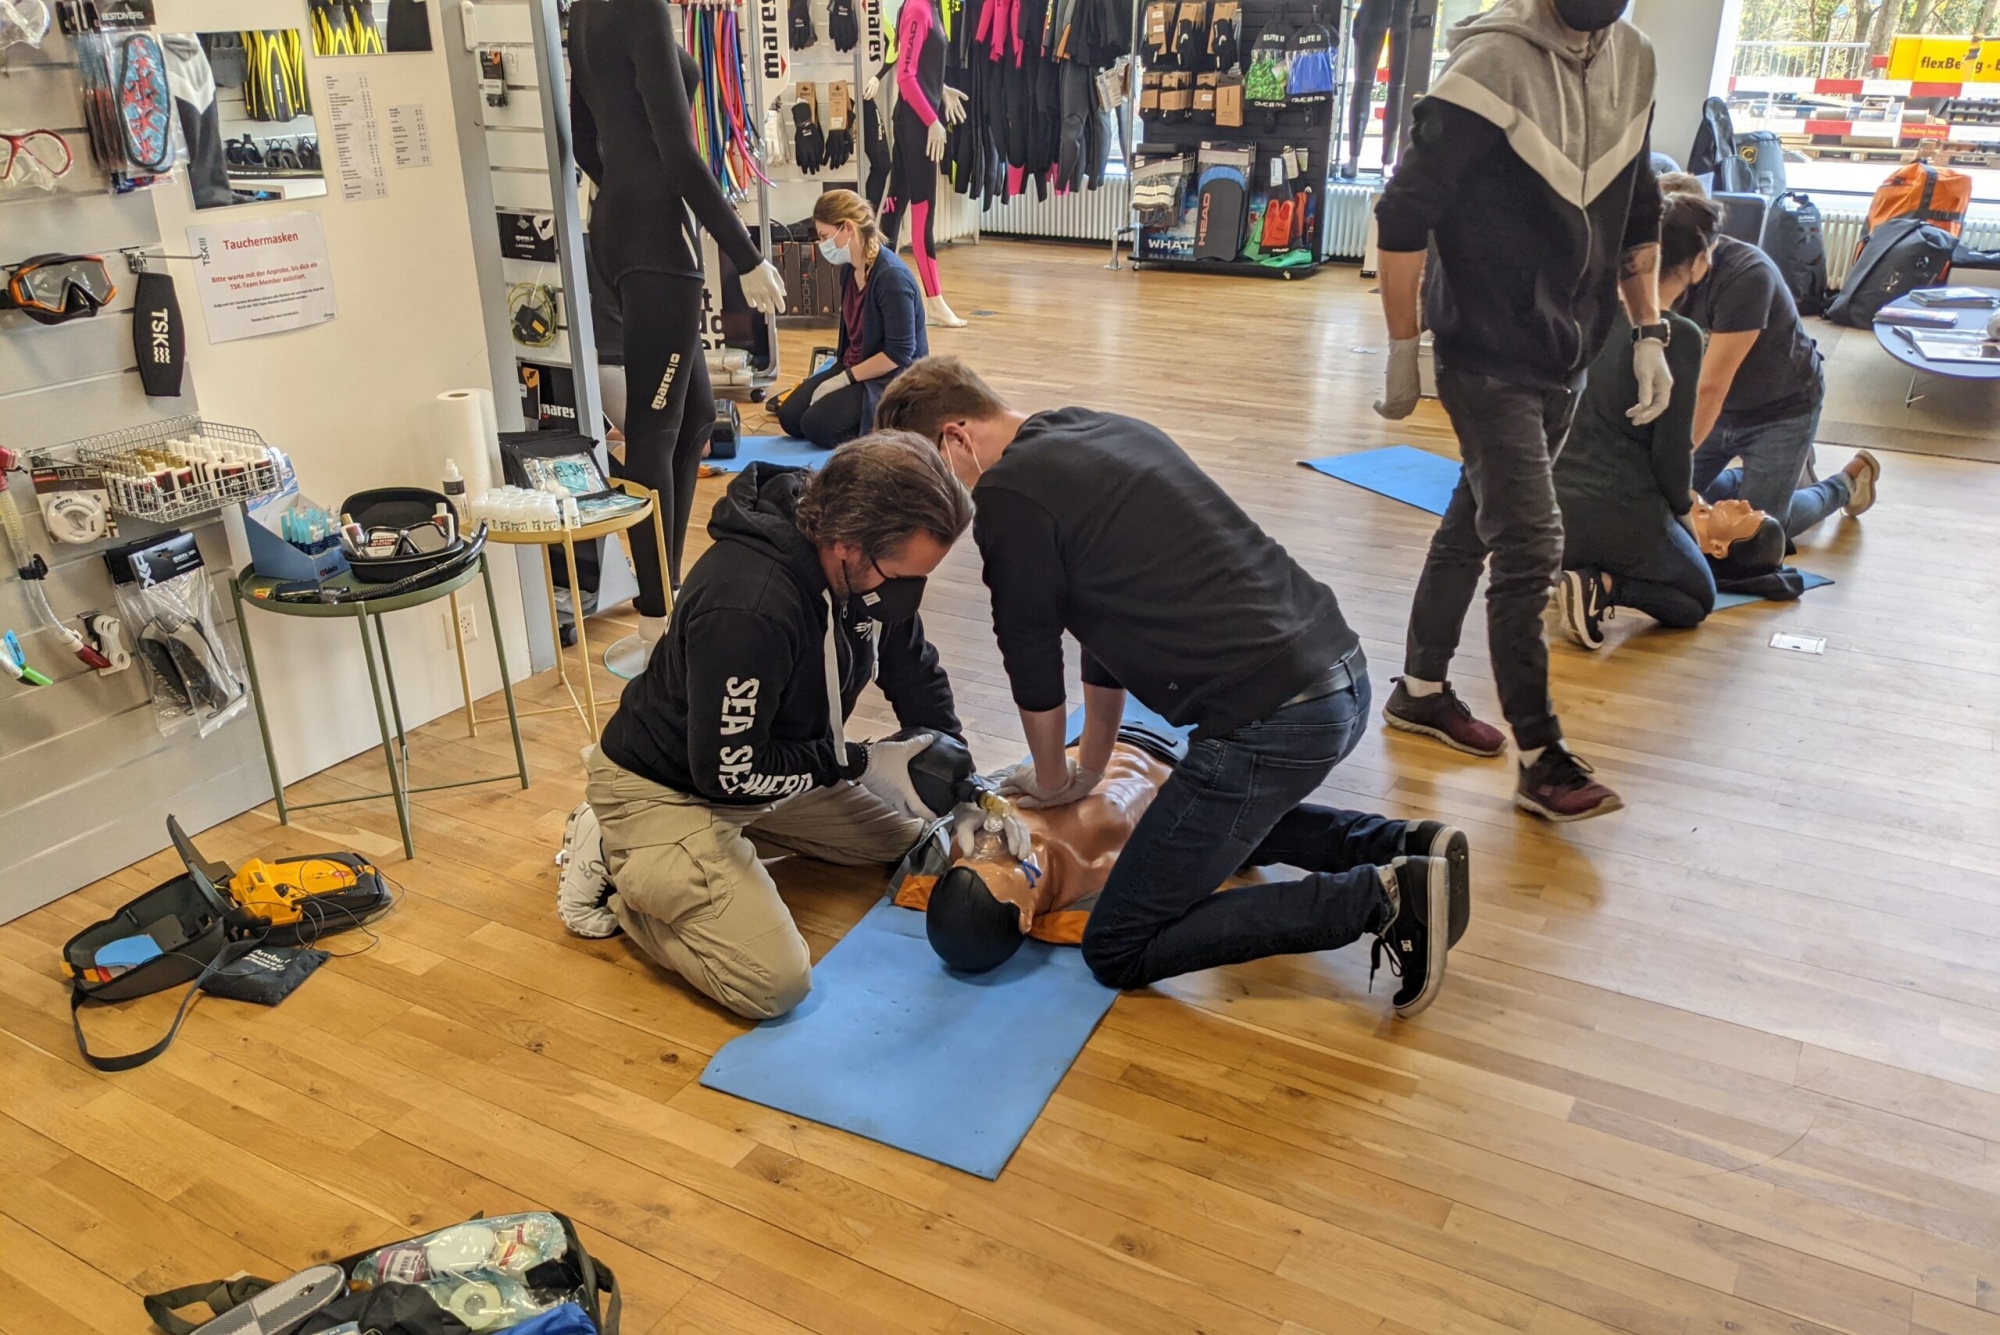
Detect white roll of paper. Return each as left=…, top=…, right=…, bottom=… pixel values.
left=436, top=388, right=499, bottom=496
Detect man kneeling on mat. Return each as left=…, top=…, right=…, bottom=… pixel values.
left=557, top=434, right=974, bottom=1019
left=877, top=357, right=1471, bottom=1017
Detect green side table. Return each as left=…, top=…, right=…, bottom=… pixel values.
left=230, top=554, right=529, bottom=860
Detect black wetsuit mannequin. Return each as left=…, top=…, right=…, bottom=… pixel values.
left=570, top=0, right=764, bottom=609
left=1343, top=0, right=1414, bottom=178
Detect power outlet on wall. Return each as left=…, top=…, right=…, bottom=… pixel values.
left=443, top=603, right=478, bottom=648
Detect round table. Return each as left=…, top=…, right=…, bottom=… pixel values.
left=1871, top=288, right=2000, bottom=407
left=484, top=476, right=667, bottom=738
left=231, top=551, right=529, bottom=861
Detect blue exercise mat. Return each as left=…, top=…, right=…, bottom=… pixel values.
left=1300, top=445, right=1462, bottom=516
left=700, top=899, right=1115, bottom=1178
left=1713, top=570, right=1833, bottom=610
left=706, top=435, right=831, bottom=474
left=700, top=696, right=1190, bottom=1179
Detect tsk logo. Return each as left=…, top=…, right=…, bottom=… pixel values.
left=149, top=308, right=173, bottom=363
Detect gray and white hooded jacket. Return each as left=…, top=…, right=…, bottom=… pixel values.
left=1375, top=0, right=1661, bottom=387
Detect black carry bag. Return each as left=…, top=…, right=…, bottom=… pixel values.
left=1732, top=130, right=1787, bottom=197
left=1761, top=191, right=1831, bottom=317
left=1826, top=217, right=1958, bottom=328
left=1688, top=95, right=1736, bottom=183
left=62, top=817, right=265, bottom=1072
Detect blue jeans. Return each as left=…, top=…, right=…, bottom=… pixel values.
left=1605, top=514, right=1715, bottom=629
left=1693, top=403, right=1850, bottom=539
left=1081, top=651, right=1406, bottom=990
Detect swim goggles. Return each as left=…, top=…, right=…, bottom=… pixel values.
left=3, top=254, right=118, bottom=326
left=0, top=129, right=72, bottom=193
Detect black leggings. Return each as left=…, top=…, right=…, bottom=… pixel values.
left=882, top=104, right=942, bottom=297
left=776, top=362, right=873, bottom=448
left=1347, top=0, right=1415, bottom=169
left=614, top=270, right=711, bottom=614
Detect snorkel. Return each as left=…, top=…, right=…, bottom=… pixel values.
left=0, top=446, right=114, bottom=672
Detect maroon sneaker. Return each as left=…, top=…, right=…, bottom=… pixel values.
left=1383, top=678, right=1507, bottom=758
left=1515, top=747, right=1623, bottom=822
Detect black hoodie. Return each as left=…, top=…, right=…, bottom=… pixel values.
left=599, top=465, right=960, bottom=805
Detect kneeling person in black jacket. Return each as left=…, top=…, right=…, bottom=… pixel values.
left=561, top=434, right=974, bottom=1019
left=878, top=358, right=1470, bottom=1018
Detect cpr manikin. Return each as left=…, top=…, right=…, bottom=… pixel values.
left=893, top=732, right=1182, bottom=971
left=865, top=0, right=967, bottom=328
left=569, top=0, right=787, bottom=642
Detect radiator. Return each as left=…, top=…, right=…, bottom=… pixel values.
left=1821, top=209, right=2000, bottom=285
left=980, top=180, right=1132, bottom=241
left=975, top=176, right=1380, bottom=256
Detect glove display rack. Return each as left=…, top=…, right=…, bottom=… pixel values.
left=1127, top=0, right=1345, bottom=277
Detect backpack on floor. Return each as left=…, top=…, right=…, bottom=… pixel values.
left=1688, top=95, right=1736, bottom=181
left=1761, top=191, right=1831, bottom=318
left=1864, top=160, right=1971, bottom=244
left=1825, top=216, right=1957, bottom=328
left=1730, top=129, right=1787, bottom=197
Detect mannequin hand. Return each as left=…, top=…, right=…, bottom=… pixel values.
left=925, top=118, right=948, bottom=162
left=1629, top=338, right=1673, bottom=425
left=740, top=260, right=786, bottom=314
left=996, top=758, right=1102, bottom=809
left=1373, top=336, right=1422, bottom=420
left=953, top=801, right=1033, bottom=861
left=809, top=367, right=854, bottom=405
left=863, top=74, right=880, bottom=100
left=941, top=84, right=968, bottom=125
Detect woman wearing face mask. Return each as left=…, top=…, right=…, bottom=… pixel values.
left=776, top=190, right=929, bottom=449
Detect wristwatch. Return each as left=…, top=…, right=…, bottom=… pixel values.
left=1632, top=320, right=1672, bottom=346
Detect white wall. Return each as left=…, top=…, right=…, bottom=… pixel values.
left=1632, top=0, right=1741, bottom=169
left=154, top=0, right=534, bottom=786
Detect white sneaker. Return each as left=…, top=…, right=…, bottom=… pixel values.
left=1842, top=450, right=1881, bottom=517
left=556, top=801, right=619, bottom=938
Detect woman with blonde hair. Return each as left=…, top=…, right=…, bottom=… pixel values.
left=777, top=189, right=929, bottom=448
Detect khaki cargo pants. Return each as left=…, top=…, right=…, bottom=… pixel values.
left=584, top=746, right=925, bottom=1019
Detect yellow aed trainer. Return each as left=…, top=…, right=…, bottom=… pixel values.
left=229, top=855, right=372, bottom=927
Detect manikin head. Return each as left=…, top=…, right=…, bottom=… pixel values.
left=1656, top=189, right=1723, bottom=308
left=873, top=355, right=1025, bottom=489
left=927, top=863, right=1029, bottom=972
left=1692, top=500, right=1787, bottom=578
left=792, top=432, right=973, bottom=616
left=813, top=188, right=881, bottom=269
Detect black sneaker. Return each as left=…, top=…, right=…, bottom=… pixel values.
left=1554, top=569, right=1608, bottom=651
left=1370, top=856, right=1447, bottom=1018
left=1515, top=746, right=1623, bottom=822
left=1401, top=820, right=1470, bottom=948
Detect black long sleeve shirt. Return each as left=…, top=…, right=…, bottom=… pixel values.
left=971, top=409, right=1358, bottom=740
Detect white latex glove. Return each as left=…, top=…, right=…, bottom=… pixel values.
left=941, top=84, right=968, bottom=125
left=952, top=801, right=1033, bottom=861
left=863, top=73, right=881, bottom=100
left=739, top=259, right=786, bottom=314
left=855, top=732, right=936, bottom=820
left=925, top=118, right=947, bottom=163
left=763, top=103, right=788, bottom=164
left=809, top=367, right=853, bottom=406
left=1373, top=336, right=1421, bottom=420
left=996, top=757, right=1103, bottom=809
left=1629, top=337, right=1673, bottom=425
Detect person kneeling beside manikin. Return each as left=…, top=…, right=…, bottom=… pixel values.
left=556, top=434, right=975, bottom=1020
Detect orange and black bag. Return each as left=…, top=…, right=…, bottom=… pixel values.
left=1863, top=161, right=1972, bottom=248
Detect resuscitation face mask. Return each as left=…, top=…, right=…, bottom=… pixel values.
left=1552, top=0, right=1627, bottom=31
left=819, top=235, right=853, bottom=266
left=849, top=573, right=928, bottom=625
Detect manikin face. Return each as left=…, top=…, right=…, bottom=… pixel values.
left=1690, top=498, right=1764, bottom=557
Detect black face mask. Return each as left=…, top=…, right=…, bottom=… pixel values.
left=1553, top=0, right=1626, bottom=31
left=849, top=575, right=928, bottom=625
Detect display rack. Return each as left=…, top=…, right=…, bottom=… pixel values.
left=1127, top=0, right=1344, bottom=277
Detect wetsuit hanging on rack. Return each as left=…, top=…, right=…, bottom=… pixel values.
left=569, top=0, right=784, bottom=637
left=882, top=0, right=966, bottom=326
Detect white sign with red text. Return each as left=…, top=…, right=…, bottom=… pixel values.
left=184, top=212, right=337, bottom=344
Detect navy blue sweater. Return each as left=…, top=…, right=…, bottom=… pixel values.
left=836, top=249, right=928, bottom=425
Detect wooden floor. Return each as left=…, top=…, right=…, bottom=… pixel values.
left=6, top=241, right=2000, bottom=1335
